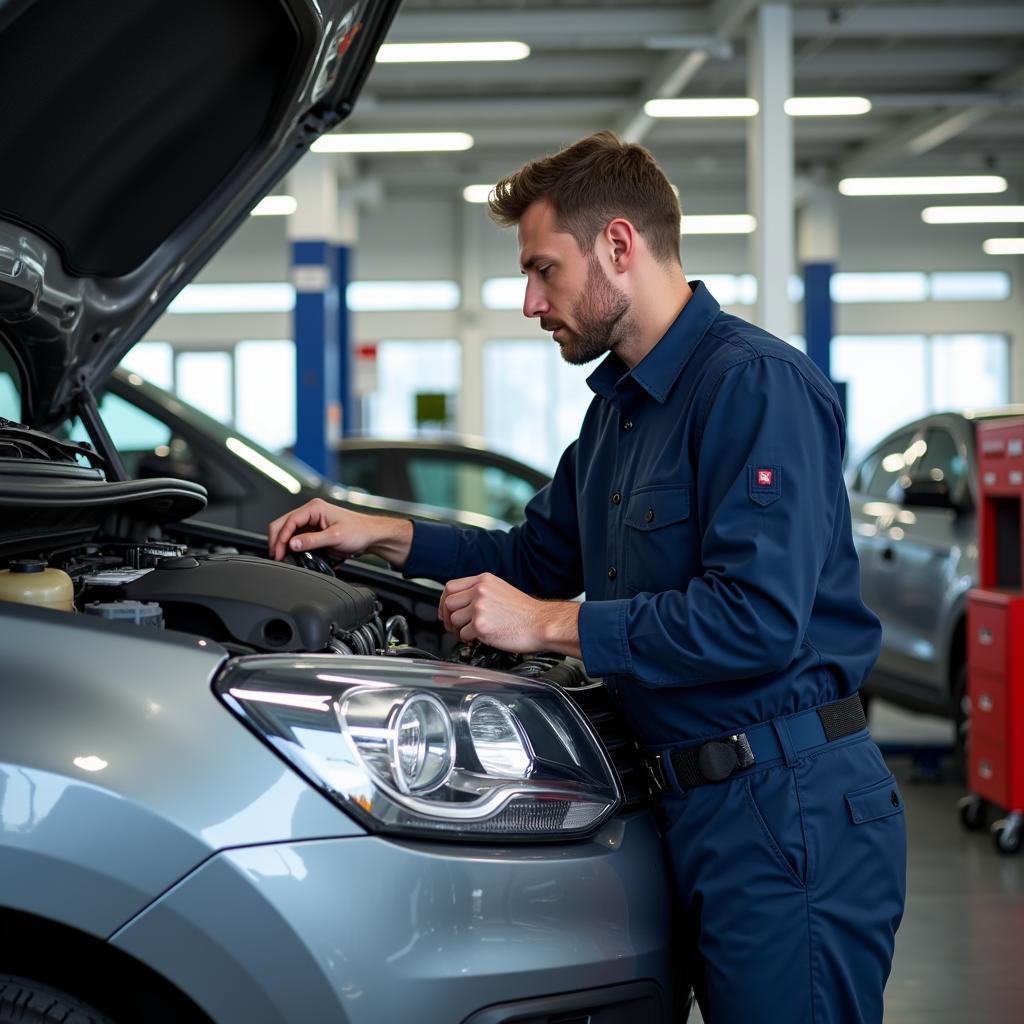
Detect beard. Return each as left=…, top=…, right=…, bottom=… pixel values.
left=544, top=254, right=637, bottom=366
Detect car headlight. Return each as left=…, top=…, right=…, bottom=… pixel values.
left=215, top=654, right=621, bottom=840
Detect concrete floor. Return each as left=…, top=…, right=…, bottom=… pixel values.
left=688, top=700, right=1024, bottom=1023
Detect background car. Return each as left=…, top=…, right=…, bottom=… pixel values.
left=848, top=407, right=1024, bottom=771
left=334, top=436, right=550, bottom=526
left=2, top=364, right=507, bottom=535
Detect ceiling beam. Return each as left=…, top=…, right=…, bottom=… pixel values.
left=794, top=5, right=1024, bottom=39
left=387, top=6, right=1024, bottom=47
left=618, top=0, right=760, bottom=143
left=841, top=64, right=1024, bottom=174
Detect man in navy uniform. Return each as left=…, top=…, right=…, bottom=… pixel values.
left=270, top=131, right=906, bottom=1023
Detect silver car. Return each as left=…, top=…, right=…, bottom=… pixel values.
left=848, top=407, right=1024, bottom=771
left=0, top=1, right=676, bottom=1020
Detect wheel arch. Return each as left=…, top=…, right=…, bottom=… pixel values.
left=0, top=907, right=212, bottom=1024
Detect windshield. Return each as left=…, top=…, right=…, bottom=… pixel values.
left=0, top=341, right=22, bottom=422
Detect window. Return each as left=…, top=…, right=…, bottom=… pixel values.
left=348, top=281, right=460, bottom=312
left=915, top=428, right=967, bottom=493
left=363, top=340, right=460, bottom=436
left=484, top=340, right=594, bottom=474
left=831, top=273, right=928, bottom=304
left=406, top=456, right=540, bottom=525
left=235, top=340, right=296, bottom=451
left=832, top=334, right=1008, bottom=459
left=58, top=390, right=174, bottom=478
left=176, top=351, right=233, bottom=425
left=119, top=341, right=173, bottom=389
left=859, top=430, right=918, bottom=500
left=0, top=343, right=21, bottom=421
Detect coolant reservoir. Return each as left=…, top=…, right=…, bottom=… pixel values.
left=0, top=559, right=74, bottom=612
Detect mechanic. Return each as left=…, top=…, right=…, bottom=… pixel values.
left=269, top=131, right=906, bottom=1024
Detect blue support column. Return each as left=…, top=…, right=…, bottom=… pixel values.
left=803, top=261, right=834, bottom=379
left=292, top=240, right=339, bottom=475
left=335, top=244, right=354, bottom=437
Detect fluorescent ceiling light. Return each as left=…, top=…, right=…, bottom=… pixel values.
left=377, top=41, right=529, bottom=63
left=644, top=98, right=758, bottom=118
left=784, top=96, right=871, bottom=116
left=840, top=175, right=1008, bottom=197
left=922, top=205, right=1024, bottom=224
left=311, top=132, right=474, bottom=153
left=251, top=195, right=298, bottom=216
left=463, top=184, right=495, bottom=203
left=983, top=237, right=1024, bottom=255
left=681, top=214, right=756, bottom=234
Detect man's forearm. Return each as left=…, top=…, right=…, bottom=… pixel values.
left=368, top=516, right=415, bottom=569
left=540, top=600, right=582, bottom=659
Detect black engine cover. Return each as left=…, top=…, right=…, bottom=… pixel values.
left=119, top=554, right=376, bottom=651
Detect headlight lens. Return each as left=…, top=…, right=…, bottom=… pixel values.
left=215, top=654, right=620, bottom=840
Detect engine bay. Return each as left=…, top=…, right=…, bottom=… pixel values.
left=1, top=519, right=649, bottom=806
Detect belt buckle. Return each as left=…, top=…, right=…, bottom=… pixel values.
left=697, top=732, right=756, bottom=782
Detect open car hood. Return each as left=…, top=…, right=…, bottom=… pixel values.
left=0, top=0, right=400, bottom=430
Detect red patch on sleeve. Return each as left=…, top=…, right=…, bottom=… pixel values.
left=757, top=469, right=774, bottom=487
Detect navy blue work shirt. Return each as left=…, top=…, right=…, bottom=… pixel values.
left=404, top=281, right=881, bottom=747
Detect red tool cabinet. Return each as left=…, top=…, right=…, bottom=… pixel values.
left=963, top=417, right=1024, bottom=853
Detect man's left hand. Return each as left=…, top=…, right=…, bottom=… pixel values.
left=438, top=573, right=581, bottom=657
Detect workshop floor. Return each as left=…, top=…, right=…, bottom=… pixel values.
left=687, top=700, right=1024, bottom=1023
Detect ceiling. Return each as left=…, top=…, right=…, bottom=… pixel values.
left=337, top=0, right=1024, bottom=200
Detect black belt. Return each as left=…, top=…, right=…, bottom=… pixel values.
left=643, top=694, right=867, bottom=793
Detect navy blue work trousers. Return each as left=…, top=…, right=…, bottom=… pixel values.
left=662, top=729, right=907, bottom=1023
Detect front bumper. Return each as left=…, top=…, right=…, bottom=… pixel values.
left=110, top=809, right=674, bottom=1024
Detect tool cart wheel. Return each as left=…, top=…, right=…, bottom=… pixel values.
left=957, top=794, right=987, bottom=832
left=992, top=813, right=1024, bottom=855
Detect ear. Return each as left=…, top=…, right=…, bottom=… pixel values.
left=604, top=218, right=637, bottom=273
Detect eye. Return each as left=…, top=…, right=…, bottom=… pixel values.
left=538, top=264, right=554, bottom=279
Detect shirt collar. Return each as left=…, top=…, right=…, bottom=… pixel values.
left=586, top=280, right=720, bottom=404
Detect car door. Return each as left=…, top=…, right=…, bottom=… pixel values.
left=849, top=428, right=918, bottom=620
left=865, top=423, right=972, bottom=692
left=403, top=451, right=543, bottom=525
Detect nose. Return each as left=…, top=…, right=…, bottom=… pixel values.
left=523, top=279, right=548, bottom=319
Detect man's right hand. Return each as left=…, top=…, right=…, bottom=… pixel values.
left=268, top=498, right=414, bottom=568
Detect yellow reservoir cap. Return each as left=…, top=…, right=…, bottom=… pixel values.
left=0, top=560, right=74, bottom=612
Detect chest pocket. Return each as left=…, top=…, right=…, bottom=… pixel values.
left=623, top=484, right=695, bottom=594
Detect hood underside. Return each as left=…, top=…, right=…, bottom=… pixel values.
left=0, top=0, right=399, bottom=428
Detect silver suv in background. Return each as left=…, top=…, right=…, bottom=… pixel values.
left=848, top=407, right=1024, bottom=770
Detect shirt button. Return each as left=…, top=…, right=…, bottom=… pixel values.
left=607, top=566, right=617, bottom=580
left=623, top=419, right=634, bottom=431
left=645, top=508, right=654, bottom=523
left=611, top=491, right=621, bottom=505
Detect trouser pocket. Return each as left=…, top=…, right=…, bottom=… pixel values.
left=742, top=766, right=808, bottom=887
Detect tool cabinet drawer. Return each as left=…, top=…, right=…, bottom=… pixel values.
left=970, top=735, right=1009, bottom=809
left=969, top=672, right=1007, bottom=746
left=968, top=602, right=1009, bottom=677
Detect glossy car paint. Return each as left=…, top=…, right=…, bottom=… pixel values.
left=0, top=600, right=675, bottom=1021
left=0, top=603, right=362, bottom=939
left=850, top=413, right=978, bottom=709
left=112, top=815, right=671, bottom=1023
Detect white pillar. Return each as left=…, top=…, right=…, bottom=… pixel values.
left=797, top=171, right=840, bottom=265
left=747, top=2, right=794, bottom=340
left=458, top=200, right=486, bottom=439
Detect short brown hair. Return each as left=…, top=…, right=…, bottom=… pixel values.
left=488, top=130, right=681, bottom=265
